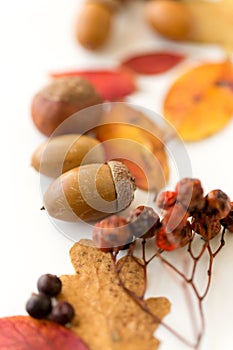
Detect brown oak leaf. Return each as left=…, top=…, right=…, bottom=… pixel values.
left=59, top=239, right=170, bottom=350
left=0, top=316, right=89, bottom=350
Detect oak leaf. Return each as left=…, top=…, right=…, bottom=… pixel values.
left=59, top=239, right=170, bottom=350
left=164, top=61, right=233, bottom=141
left=0, top=316, right=89, bottom=350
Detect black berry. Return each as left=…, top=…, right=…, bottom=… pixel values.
left=26, top=293, right=52, bottom=319
left=49, top=301, right=75, bottom=325
left=37, top=274, right=62, bottom=297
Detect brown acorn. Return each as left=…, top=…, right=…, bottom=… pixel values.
left=31, top=134, right=105, bottom=178
left=43, top=161, right=136, bottom=222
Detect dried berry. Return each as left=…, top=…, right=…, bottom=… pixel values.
left=92, top=215, right=133, bottom=252
left=220, top=203, right=233, bottom=232
left=175, top=178, right=205, bottom=211
left=37, top=274, right=62, bottom=297
left=26, top=293, right=52, bottom=319
left=49, top=301, right=75, bottom=325
left=162, top=203, right=189, bottom=233
left=192, top=213, right=221, bottom=240
left=205, top=189, right=231, bottom=219
left=156, top=190, right=177, bottom=210
left=127, top=205, right=161, bottom=239
left=156, top=222, right=192, bottom=251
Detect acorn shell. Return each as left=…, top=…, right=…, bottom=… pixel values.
left=31, top=134, right=105, bottom=178
left=76, top=2, right=112, bottom=50
left=43, top=161, right=136, bottom=222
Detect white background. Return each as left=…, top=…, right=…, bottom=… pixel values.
left=0, top=1, right=233, bottom=349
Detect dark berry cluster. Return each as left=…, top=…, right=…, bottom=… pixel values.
left=26, top=274, right=75, bottom=325
left=92, top=178, right=233, bottom=252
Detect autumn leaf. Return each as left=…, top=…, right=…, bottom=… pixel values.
left=50, top=68, right=137, bottom=101
left=59, top=239, right=170, bottom=350
left=163, top=61, right=233, bottom=141
left=121, top=52, right=185, bottom=75
left=0, top=316, right=89, bottom=350
left=186, top=0, right=233, bottom=50
left=95, top=103, right=169, bottom=191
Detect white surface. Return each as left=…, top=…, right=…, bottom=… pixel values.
left=0, top=1, right=233, bottom=349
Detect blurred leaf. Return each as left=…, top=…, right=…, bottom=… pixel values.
left=121, top=52, right=185, bottom=75
left=164, top=61, right=233, bottom=140
left=0, top=316, right=88, bottom=350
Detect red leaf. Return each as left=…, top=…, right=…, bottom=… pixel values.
left=51, top=68, right=137, bottom=101
left=0, top=316, right=89, bottom=350
left=121, top=52, right=185, bottom=75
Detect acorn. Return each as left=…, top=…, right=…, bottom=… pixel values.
left=31, top=134, right=105, bottom=178
left=43, top=161, right=136, bottom=222
left=145, top=0, right=191, bottom=41
left=31, top=77, right=103, bottom=136
left=75, top=2, right=114, bottom=50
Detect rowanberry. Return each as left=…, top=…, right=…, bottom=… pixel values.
left=156, top=191, right=177, bottom=210
left=192, top=212, right=221, bottom=240
left=221, top=203, right=233, bottom=232
left=92, top=215, right=133, bottom=252
left=156, top=222, right=192, bottom=251
left=175, top=178, right=205, bottom=212
left=205, top=189, right=231, bottom=219
left=162, top=203, right=189, bottom=233
left=127, top=205, right=161, bottom=239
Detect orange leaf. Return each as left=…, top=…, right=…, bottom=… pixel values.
left=94, top=104, right=169, bottom=191
left=0, top=316, right=89, bottom=350
left=163, top=61, right=233, bottom=141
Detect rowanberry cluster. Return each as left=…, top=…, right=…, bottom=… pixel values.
left=92, top=178, right=233, bottom=252
left=156, top=178, right=232, bottom=250
left=26, top=274, right=75, bottom=325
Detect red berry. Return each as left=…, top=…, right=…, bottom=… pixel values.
left=156, top=223, right=192, bottom=251
left=92, top=215, right=133, bottom=252
left=156, top=191, right=177, bottom=210
left=162, top=203, right=189, bottom=233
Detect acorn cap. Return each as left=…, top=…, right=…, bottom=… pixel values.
left=108, top=161, right=136, bottom=212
